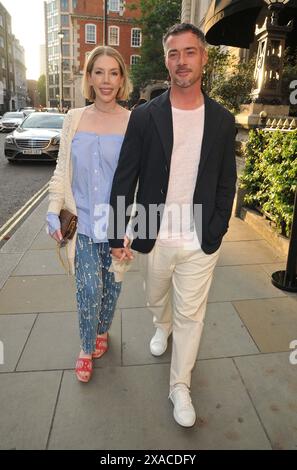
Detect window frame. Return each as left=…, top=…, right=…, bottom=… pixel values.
left=108, top=25, right=120, bottom=46
left=131, top=28, right=142, bottom=48
left=85, top=23, right=96, bottom=44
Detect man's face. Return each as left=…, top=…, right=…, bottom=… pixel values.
left=164, top=32, right=208, bottom=89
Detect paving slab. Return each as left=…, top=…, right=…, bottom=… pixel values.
left=233, top=297, right=297, bottom=353
left=0, top=253, right=23, bottom=289
left=0, top=313, right=37, bottom=373
left=224, top=218, right=263, bottom=242
left=198, top=302, right=259, bottom=359
left=235, top=353, right=297, bottom=450
left=0, top=370, right=62, bottom=450
left=0, top=275, right=76, bottom=314
left=0, top=198, right=48, bottom=255
left=48, top=359, right=271, bottom=450
left=117, top=272, right=147, bottom=308
left=17, top=310, right=121, bottom=372
left=208, top=265, right=287, bottom=303
left=260, top=263, right=286, bottom=277
left=218, top=240, right=285, bottom=267
left=30, top=226, right=56, bottom=250
left=12, top=250, right=65, bottom=276
left=121, top=302, right=258, bottom=366
left=122, top=306, right=172, bottom=366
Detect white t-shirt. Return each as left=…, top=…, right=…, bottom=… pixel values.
left=157, top=104, right=205, bottom=248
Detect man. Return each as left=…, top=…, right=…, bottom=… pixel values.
left=109, top=23, right=237, bottom=427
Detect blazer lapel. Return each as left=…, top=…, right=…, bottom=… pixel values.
left=197, top=94, right=222, bottom=178
left=150, top=90, right=173, bottom=166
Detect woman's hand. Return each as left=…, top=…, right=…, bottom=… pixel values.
left=50, top=229, right=63, bottom=244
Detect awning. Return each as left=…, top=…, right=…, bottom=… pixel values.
left=205, top=0, right=297, bottom=48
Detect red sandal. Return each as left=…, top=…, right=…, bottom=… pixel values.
left=92, top=333, right=108, bottom=359
left=75, top=357, right=93, bottom=382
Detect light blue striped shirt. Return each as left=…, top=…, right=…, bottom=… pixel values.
left=47, top=131, right=124, bottom=243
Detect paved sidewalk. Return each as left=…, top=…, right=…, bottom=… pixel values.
left=0, top=196, right=297, bottom=450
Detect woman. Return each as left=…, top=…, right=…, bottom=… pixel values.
left=46, top=46, right=131, bottom=382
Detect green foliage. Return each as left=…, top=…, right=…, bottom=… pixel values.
left=37, top=75, right=46, bottom=107
left=203, top=47, right=255, bottom=113
left=129, top=0, right=182, bottom=92
left=240, top=130, right=297, bottom=236
left=202, top=46, right=230, bottom=95
left=282, top=47, right=297, bottom=115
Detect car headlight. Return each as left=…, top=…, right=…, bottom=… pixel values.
left=5, top=136, right=14, bottom=144
left=51, top=136, right=60, bottom=146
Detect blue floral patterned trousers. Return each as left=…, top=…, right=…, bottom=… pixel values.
left=75, top=234, right=121, bottom=354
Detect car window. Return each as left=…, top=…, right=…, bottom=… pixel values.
left=21, top=113, right=65, bottom=129
left=3, top=112, right=24, bottom=118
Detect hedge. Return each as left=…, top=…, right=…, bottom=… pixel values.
left=240, top=129, right=297, bottom=237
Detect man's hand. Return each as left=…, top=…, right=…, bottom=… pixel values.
left=111, top=236, right=134, bottom=261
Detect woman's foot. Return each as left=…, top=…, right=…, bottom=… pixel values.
left=75, top=350, right=93, bottom=382
left=92, top=332, right=108, bottom=359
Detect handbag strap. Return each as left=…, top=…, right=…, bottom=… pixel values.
left=56, top=243, right=71, bottom=274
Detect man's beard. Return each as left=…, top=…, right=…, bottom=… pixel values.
left=174, top=77, right=193, bottom=88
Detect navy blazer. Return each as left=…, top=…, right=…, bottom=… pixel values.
left=109, top=90, right=237, bottom=254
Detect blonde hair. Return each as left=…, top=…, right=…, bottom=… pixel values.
left=82, top=46, right=132, bottom=102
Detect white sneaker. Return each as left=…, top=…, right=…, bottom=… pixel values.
left=169, top=384, right=196, bottom=427
left=149, top=328, right=170, bottom=356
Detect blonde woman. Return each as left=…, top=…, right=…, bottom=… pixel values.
left=46, top=46, right=131, bottom=382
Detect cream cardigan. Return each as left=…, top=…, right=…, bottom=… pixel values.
left=48, top=105, right=134, bottom=279
left=47, top=106, right=89, bottom=274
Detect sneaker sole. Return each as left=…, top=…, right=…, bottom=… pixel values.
left=173, top=409, right=196, bottom=428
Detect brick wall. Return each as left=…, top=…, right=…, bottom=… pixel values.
left=73, top=0, right=141, bottom=72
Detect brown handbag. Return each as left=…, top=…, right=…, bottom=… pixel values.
left=59, top=209, right=78, bottom=245
left=56, top=209, right=77, bottom=273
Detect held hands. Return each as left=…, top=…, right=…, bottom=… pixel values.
left=111, top=236, right=134, bottom=262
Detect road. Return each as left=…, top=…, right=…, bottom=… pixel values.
left=0, top=133, right=55, bottom=228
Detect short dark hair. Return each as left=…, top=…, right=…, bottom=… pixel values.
left=163, top=23, right=206, bottom=49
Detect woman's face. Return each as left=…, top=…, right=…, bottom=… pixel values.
left=87, top=54, right=124, bottom=104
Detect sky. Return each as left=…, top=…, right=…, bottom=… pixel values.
left=2, top=0, right=45, bottom=80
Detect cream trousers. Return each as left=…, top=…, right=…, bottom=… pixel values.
left=140, top=242, right=220, bottom=390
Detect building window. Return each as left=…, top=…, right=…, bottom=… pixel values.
left=72, top=0, right=78, bottom=9
left=0, top=15, right=3, bottom=27
left=85, top=24, right=96, bottom=44
left=60, top=0, right=69, bottom=11
left=49, top=88, right=55, bottom=99
left=109, top=0, right=120, bottom=12
left=0, top=36, right=4, bottom=48
left=131, top=28, right=142, bottom=47
left=130, top=55, right=141, bottom=66
left=63, top=87, right=71, bottom=99
left=62, top=59, right=70, bottom=71
left=61, top=14, right=69, bottom=26
left=2, top=58, right=5, bottom=68
left=108, top=26, right=119, bottom=46
left=62, top=44, right=70, bottom=56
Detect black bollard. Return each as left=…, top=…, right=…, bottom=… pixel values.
left=271, top=188, right=297, bottom=292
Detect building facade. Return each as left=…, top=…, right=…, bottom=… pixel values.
left=181, top=0, right=212, bottom=29
left=13, top=36, right=27, bottom=110
left=0, top=3, right=16, bottom=113
left=45, top=0, right=141, bottom=109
